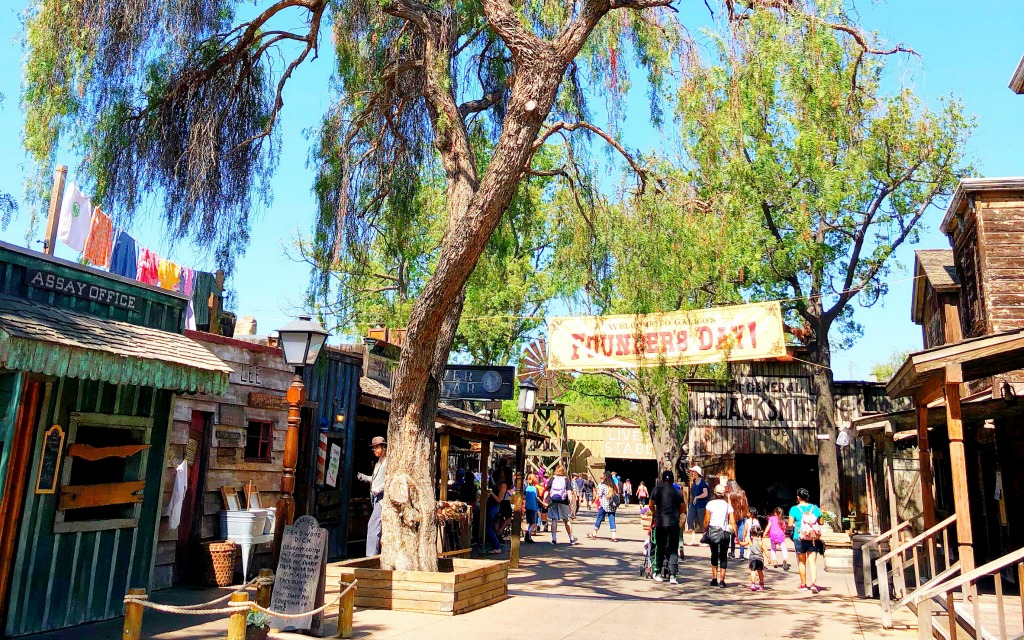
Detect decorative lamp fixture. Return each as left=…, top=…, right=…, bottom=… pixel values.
left=277, top=315, right=328, bottom=368
left=518, top=376, right=539, bottom=415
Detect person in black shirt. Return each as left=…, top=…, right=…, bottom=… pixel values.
left=649, top=469, right=685, bottom=584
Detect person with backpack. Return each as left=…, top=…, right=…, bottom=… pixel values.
left=788, top=488, right=824, bottom=593
left=648, top=470, right=684, bottom=583
left=587, top=471, right=621, bottom=541
left=545, top=464, right=579, bottom=545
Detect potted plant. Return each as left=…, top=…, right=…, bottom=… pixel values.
left=245, top=610, right=271, bottom=640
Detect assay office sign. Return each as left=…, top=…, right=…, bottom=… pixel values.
left=28, top=268, right=137, bottom=311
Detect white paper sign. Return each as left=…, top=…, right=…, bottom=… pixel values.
left=270, top=516, right=327, bottom=630
left=326, top=443, right=341, bottom=488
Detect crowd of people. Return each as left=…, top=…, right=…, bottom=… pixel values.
left=438, top=455, right=826, bottom=595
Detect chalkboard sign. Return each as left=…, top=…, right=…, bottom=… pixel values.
left=35, top=425, right=65, bottom=494
left=270, top=515, right=327, bottom=632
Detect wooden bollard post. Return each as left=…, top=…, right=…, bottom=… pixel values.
left=226, top=592, right=249, bottom=640
left=122, top=588, right=146, bottom=640
left=336, top=581, right=356, bottom=639
left=256, top=568, right=274, bottom=608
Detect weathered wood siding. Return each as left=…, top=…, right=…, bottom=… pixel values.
left=155, top=336, right=292, bottom=587
left=4, top=380, right=171, bottom=636
left=975, top=194, right=1024, bottom=335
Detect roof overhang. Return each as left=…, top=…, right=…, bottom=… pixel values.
left=1011, top=55, right=1024, bottom=94
left=940, top=177, right=1024, bottom=235
left=886, top=328, right=1024, bottom=399
left=0, top=296, right=231, bottom=394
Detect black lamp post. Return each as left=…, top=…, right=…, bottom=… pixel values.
left=510, top=377, right=538, bottom=568
left=273, top=315, right=328, bottom=564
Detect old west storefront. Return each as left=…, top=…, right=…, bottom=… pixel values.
left=689, top=357, right=897, bottom=529
left=0, top=242, right=230, bottom=636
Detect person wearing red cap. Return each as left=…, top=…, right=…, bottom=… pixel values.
left=357, top=436, right=387, bottom=556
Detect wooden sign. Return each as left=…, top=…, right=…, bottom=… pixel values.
left=35, top=425, right=65, bottom=494
left=270, top=515, right=328, bottom=632
left=27, top=268, right=138, bottom=310
left=218, top=404, right=245, bottom=427
left=366, top=353, right=396, bottom=389
left=248, top=392, right=288, bottom=411
left=58, top=480, right=145, bottom=510
left=441, top=365, right=516, bottom=400
left=233, top=363, right=263, bottom=386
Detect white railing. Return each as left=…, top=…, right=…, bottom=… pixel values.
left=914, top=546, right=1024, bottom=640
left=877, top=514, right=959, bottom=628
left=862, top=520, right=914, bottom=599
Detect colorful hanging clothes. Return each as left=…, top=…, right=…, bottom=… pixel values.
left=136, top=247, right=160, bottom=285
left=157, top=260, right=181, bottom=290
left=82, top=208, right=114, bottom=268
left=179, top=267, right=198, bottom=330
left=191, top=271, right=221, bottom=328
left=56, top=183, right=92, bottom=252
left=109, top=230, right=138, bottom=279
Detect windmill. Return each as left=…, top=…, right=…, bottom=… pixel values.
left=518, top=338, right=569, bottom=475
left=516, top=338, right=568, bottom=403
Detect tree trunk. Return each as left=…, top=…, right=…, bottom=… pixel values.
left=635, top=382, right=684, bottom=480
left=807, top=334, right=841, bottom=518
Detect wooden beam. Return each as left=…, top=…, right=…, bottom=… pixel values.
left=439, top=434, right=450, bottom=502
left=944, top=363, right=975, bottom=574
left=42, top=166, right=67, bottom=256
left=478, top=440, right=490, bottom=551
left=884, top=437, right=901, bottom=532
left=915, top=403, right=937, bottom=529
left=58, top=480, right=146, bottom=510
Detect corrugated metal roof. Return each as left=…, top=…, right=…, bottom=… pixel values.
left=0, top=295, right=231, bottom=394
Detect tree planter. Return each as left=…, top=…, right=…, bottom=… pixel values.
left=821, top=532, right=854, bottom=574
left=330, top=557, right=508, bottom=615
left=245, top=626, right=269, bottom=640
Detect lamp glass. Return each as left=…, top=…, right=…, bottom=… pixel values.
left=517, top=377, right=539, bottom=414
left=277, top=315, right=329, bottom=367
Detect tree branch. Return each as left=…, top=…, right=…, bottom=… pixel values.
left=535, top=120, right=656, bottom=193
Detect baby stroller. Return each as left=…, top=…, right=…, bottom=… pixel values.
left=640, top=509, right=655, bottom=578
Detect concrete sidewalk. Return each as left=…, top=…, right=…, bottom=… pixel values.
left=26, top=506, right=917, bottom=639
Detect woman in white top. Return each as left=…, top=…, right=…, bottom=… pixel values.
left=703, top=483, right=737, bottom=587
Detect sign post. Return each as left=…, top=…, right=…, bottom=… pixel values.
left=270, top=515, right=328, bottom=633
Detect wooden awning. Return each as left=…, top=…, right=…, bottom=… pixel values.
left=358, top=376, right=547, bottom=446
left=886, top=328, right=1024, bottom=400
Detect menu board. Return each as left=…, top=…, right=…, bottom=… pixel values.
left=35, top=425, right=65, bottom=495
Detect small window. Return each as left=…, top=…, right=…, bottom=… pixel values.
left=245, top=421, right=273, bottom=462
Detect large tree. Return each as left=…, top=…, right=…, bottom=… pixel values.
left=21, top=0, right=683, bottom=570
left=676, top=3, right=973, bottom=514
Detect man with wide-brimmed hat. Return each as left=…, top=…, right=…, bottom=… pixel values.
left=685, top=464, right=710, bottom=546
left=357, top=436, right=387, bottom=556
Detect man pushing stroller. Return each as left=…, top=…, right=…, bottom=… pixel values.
left=647, top=469, right=685, bottom=583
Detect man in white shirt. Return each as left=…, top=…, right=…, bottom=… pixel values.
left=357, top=436, right=387, bottom=556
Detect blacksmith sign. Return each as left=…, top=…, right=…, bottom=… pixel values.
left=692, top=376, right=817, bottom=430
left=441, top=365, right=515, bottom=400
left=27, top=268, right=137, bottom=310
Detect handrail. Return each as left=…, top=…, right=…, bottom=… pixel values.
left=894, top=560, right=960, bottom=611
left=913, top=546, right=1024, bottom=605
left=866, top=521, right=913, bottom=549
left=877, top=515, right=957, bottom=565
left=861, top=520, right=914, bottom=599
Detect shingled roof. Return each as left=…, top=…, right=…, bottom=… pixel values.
left=0, top=295, right=231, bottom=394
left=912, top=250, right=961, bottom=324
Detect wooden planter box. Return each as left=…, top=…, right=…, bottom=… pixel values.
left=330, top=557, right=508, bottom=615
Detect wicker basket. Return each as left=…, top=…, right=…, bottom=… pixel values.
left=201, top=541, right=237, bottom=587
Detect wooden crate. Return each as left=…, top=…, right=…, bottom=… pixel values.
left=328, top=557, right=508, bottom=615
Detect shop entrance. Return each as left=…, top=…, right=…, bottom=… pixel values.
left=735, top=454, right=819, bottom=517
left=604, top=458, right=659, bottom=499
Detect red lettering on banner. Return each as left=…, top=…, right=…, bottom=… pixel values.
left=615, top=334, right=630, bottom=356
left=571, top=334, right=586, bottom=360
left=645, top=332, right=658, bottom=354
left=660, top=332, right=673, bottom=354
left=697, top=326, right=713, bottom=350
left=677, top=330, right=688, bottom=351
left=600, top=336, right=614, bottom=357
left=748, top=322, right=757, bottom=348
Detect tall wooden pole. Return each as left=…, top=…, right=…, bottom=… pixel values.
left=944, top=363, right=974, bottom=574
left=509, top=415, right=528, bottom=568
left=915, top=403, right=937, bottom=529
left=273, top=372, right=305, bottom=567
left=439, top=434, right=450, bottom=501
left=43, top=165, right=68, bottom=255
left=478, top=440, right=490, bottom=551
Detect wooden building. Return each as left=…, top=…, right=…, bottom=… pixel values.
left=0, top=242, right=230, bottom=636
left=567, top=417, right=658, bottom=489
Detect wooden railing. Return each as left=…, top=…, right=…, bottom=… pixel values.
left=862, top=520, right=914, bottom=600
left=877, top=514, right=959, bottom=628
left=914, top=546, right=1024, bottom=640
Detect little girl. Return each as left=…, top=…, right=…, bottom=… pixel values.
left=748, top=523, right=768, bottom=591
left=766, top=507, right=790, bottom=570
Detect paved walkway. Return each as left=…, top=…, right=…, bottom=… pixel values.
left=29, top=506, right=917, bottom=639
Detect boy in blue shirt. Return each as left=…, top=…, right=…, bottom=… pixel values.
left=523, top=473, right=540, bottom=543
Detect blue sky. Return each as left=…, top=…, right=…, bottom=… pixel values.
left=0, top=1, right=1021, bottom=379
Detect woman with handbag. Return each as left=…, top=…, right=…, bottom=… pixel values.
left=703, top=483, right=736, bottom=587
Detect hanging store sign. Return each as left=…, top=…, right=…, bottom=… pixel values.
left=441, top=366, right=515, bottom=400
left=546, top=301, right=786, bottom=371
left=691, top=376, right=816, bottom=429
left=27, top=269, right=137, bottom=310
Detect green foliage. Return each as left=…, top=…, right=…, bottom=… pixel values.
left=675, top=4, right=975, bottom=350
left=869, top=347, right=911, bottom=382
left=246, top=610, right=270, bottom=629
left=560, top=375, right=635, bottom=424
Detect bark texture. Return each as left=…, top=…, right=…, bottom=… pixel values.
left=807, top=320, right=841, bottom=517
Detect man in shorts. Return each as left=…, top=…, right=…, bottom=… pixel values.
left=685, top=465, right=709, bottom=546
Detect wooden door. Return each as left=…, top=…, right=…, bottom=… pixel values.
left=175, top=410, right=211, bottom=583
left=0, top=377, right=42, bottom=630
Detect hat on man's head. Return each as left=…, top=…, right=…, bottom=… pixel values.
left=661, top=470, right=674, bottom=483
left=370, top=436, right=387, bottom=447
left=689, top=465, right=703, bottom=477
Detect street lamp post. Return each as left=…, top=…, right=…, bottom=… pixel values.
left=273, top=315, right=329, bottom=566
left=510, top=377, right=538, bottom=569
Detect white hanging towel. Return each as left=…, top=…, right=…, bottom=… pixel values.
left=56, top=183, right=92, bottom=252
left=165, top=458, right=188, bottom=529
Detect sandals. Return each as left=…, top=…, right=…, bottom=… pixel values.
left=586, top=533, right=597, bottom=539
